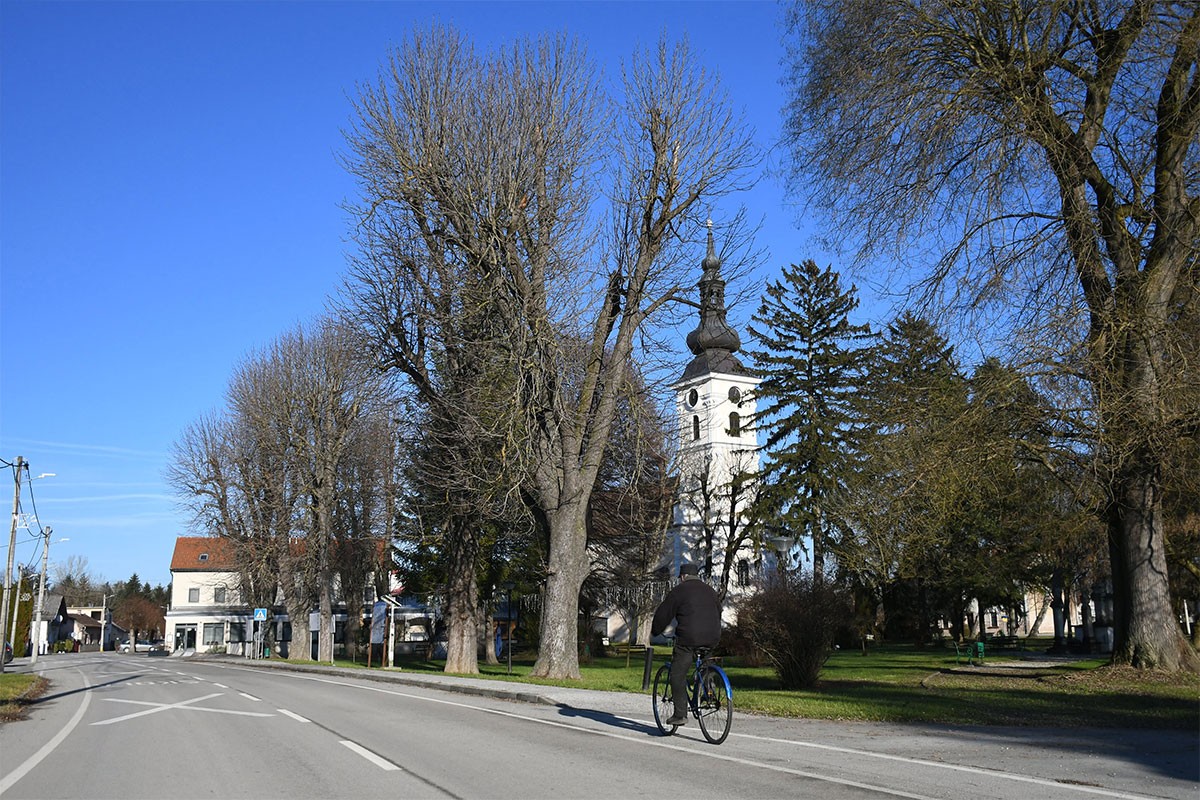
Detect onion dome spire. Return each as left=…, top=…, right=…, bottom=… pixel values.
left=681, top=221, right=747, bottom=380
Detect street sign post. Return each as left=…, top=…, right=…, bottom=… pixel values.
left=253, top=608, right=267, bottom=658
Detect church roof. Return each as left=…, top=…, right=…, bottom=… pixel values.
left=679, top=225, right=748, bottom=382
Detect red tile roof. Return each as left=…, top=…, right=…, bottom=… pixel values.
left=170, top=536, right=240, bottom=572
left=169, top=536, right=391, bottom=573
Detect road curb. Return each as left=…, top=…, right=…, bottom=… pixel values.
left=192, top=655, right=561, bottom=707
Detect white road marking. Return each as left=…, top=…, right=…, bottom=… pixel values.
left=212, top=663, right=1165, bottom=800
left=340, top=740, right=401, bottom=771
left=278, top=708, right=310, bottom=723
left=92, top=693, right=274, bottom=725
left=0, top=668, right=93, bottom=795
left=212, top=683, right=228, bottom=688
left=729, top=732, right=1160, bottom=800
left=239, top=692, right=261, bottom=702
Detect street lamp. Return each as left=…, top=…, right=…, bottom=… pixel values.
left=31, top=528, right=68, bottom=665
left=767, top=534, right=793, bottom=579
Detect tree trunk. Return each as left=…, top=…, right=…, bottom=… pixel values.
left=531, top=502, right=590, bottom=679
left=280, top=548, right=313, bottom=661
left=317, top=578, right=333, bottom=663
left=482, top=600, right=499, bottom=666
left=635, top=610, right=653, bottom=647
left=1026, top=594, right=1050, bottom=637
left=443, top=519, right=480, bottom=674
left=1108, top=466, right=1199, bottom=670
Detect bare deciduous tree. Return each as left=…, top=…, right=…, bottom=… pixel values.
left=788, top=0, right=1199, bottom=670
left=169, top=320, right=394, bottom=662
left=340, top=26, right=758, bottom=678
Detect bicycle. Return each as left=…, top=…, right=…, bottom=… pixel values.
left=651, top=646, right=733, bottom=744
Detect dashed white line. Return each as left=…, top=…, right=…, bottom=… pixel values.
left=278, top=708, right=310, bottom=723
left=340, top=740, right=400, bottom=771
left=212, top=683, right=228, bottom=688
left=239, top=692, right=261, bottom=702
left=211, top=663, right=1166, bottom=800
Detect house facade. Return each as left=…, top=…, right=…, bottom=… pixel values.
left=164, top=536, right=418, bottom=659
left=29, top=593, right=69, bottom=654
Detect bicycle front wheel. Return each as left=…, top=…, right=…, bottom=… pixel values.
left=651, top=663, right=678, bottom=735
left=696, top=665, right=732, bottom=744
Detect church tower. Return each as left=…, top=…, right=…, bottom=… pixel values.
left=669, top=224, right=760, bottom=606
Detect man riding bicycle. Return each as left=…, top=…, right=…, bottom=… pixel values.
left=651, top=562, right=721, bottom=726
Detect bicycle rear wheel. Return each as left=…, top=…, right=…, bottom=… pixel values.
left=696, top=665, right=732, bottom=744
left=651, top=663, right=678, bottom=735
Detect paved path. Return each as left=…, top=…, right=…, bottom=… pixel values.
left=5, top=652, right=1197, bottom=799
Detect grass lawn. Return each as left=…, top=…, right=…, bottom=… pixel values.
left=0, top=673, right=48, bottom=723
left=329, top=641, right=1200, bottom=729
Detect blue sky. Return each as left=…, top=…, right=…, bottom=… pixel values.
left=2, top=0, right=876, bottom=589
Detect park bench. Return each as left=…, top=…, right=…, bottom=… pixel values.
left=954, top=640, right=985, bottom=666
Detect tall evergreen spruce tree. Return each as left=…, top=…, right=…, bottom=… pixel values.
left=845, top=313, right=969, bottom=639
left=747, top=260, right=872, bottom=579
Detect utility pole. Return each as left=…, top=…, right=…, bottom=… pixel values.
left=100, top=594, right=109, bottom=653
left=32, top=526, right=51, bottom=665
left=1, top=456, right=24, bottom=674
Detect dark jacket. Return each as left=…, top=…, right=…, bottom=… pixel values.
left=651, top=576, right=721, bottom=647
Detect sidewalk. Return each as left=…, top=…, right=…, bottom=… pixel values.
left=195, top=654, right=653, bottom=718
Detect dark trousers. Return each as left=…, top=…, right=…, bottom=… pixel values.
left=670, top=643, right=697, bottom=717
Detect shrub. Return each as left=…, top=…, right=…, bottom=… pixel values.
left=739, top=573, right=854, bottom=689
left=720, top=622, right=766, bottom=667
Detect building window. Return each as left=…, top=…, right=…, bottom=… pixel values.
left=687, top=388, right=699, bottom=407
left=692, top=415, right=701, bottom=440
left=214, top=586, right=227, bottom=604
left=198, top=553, right=209, bottom=562
left=279, top=621, right=292, bottom=642
left=728, top=386, right=741, bottom=404
left=188, top=588, right=200, bottom=603
left=737, top=559, right=750, bottom=588
left=202, top=623, right=223, bottom=646
left=229, top=622, right=247, bottom=643
left=728, top=412, right=741, bottom=436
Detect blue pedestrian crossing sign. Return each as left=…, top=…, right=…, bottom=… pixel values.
left=254, top=608, right=268, bottom=622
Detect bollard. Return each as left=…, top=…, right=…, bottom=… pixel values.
left=642, top=646, right=655, bottom=691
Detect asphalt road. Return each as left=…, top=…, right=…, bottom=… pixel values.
left=2, top=653, right=1196, bottom=800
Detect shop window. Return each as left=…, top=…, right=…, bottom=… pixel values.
left=203, top=623, right=223, bottom=646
